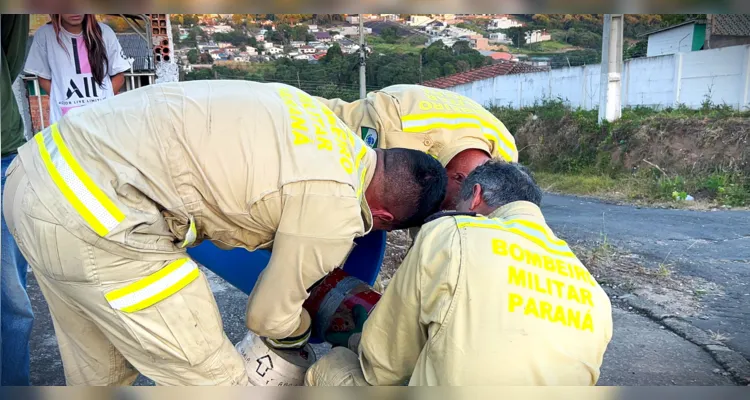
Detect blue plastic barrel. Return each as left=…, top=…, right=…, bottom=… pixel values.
left=187, top=230, right=387, bottom=341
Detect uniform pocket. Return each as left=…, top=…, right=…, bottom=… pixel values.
left=18, top=186, right=99, bottom=284
left=106, top=259, right=226, bottom=366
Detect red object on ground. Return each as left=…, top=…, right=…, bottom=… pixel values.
left=303, top=268, right=382, bottom=338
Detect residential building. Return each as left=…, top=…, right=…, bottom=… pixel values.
left=489, top=17, right=522, bottom=30
left=408, top=15, right=434, bottom=27
left=489, top=32, right=512, bottom=44
left=223, top=46, right=239, bottom=54
left=267, top=47, right=283, bottom=55
left=425, top=21, right=446, bottom=35
left=290, top=41, right=306, bottom=48
left=255, top=33, right=265, bottom=42
left=314, top=31, right=332, bottom=42
left=294, top=54, right=312, bottom=61
left=336, top=26, right=373, bottom=36
left=245, top=47, right=258, bottom=56
left=218, top=42, right=233, bottom=49
left=428, top=36, right=460, bottom=48
left=233, top=53, right=251, bottom=62
left=467, top=36, right=491, bottom=51
left=262, top=42, right=274, bottom=49
left=200, top=24, right=233, bottom=35
left=308, top=24, right=319, bottom=33
left=300, top=46, right=317, bottom=54
left=640, top=20, right=706, bottom=57
left=705, top=14, right=750, bottom=49
left=346, top=15, right=360, bottom=24
left=525, top=29, right=552, bottom=44
left=380, top=14, right=399, bottom=21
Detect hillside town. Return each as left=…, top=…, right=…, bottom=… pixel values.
left=173, top=13, right=554, bottom=72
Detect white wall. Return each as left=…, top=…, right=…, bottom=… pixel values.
left=647, top=24, right=695, bottom=57
left=443, top=45, right=750, bottom=111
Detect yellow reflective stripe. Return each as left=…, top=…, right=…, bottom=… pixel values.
left=353, top=144, right=368, bottom=199
left=105, top=258, right=200, bottom=313
left=51, top=125, right=125, bottom=223
left=35, top=133, right=109, bottom=236
left=499, top=218, right=567, bottom=246
left=401, top=113, right=517, bottom=162
left=457, top=220, right=575, bottom=258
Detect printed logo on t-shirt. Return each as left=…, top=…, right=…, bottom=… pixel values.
left=58, top=37, right=108, bottom=116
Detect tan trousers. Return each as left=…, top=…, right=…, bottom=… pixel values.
left=3, top=162, right=249, bottom=386
left=304, top=347, right=369, bottom=386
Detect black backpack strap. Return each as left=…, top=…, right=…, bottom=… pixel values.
left=424, top=211, right=477, bottom=224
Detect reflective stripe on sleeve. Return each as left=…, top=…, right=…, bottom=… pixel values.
left=105, top=258, right=200, bottom=313
left=401, top=113, right=517, bottom=162
left=35, top=124, right=125, bottom=236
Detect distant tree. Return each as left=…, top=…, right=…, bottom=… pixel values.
left=199, top=52, right=214, bottom=64
left=624, top=39, right=647, bottom=59
left=505, top=26, right=527, bottom=47
left=323, top=43, right=344, bottom=63
left=291, top=24, right=310, bottom=41
left=182, top=14, right=199, bottom=26
left=232, top=14, right=243, bottom=26
left=239, top=45, right=247, bottom=52
left=452, top=40, right=474, bottom=55
left=187, top=48, right=199, bottom=64
left=380, top=27, right=400, bottom=44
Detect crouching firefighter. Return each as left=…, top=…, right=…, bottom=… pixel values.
left=2, top=80, right=447, bottom=385
left=304, top=161, right=613, bottom=386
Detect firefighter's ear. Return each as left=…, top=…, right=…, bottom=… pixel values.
left=371, top=209, right=395, bottom=230
left=469, top=183, right=483, bottom=212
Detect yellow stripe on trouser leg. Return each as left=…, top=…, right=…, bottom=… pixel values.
left=35, top=124, right=125, bottom=236
left=50, top=125, right=125, bottom=222
left=34, top=133, right=110, bottom=236
left=105, top=258, right=200, bottom=313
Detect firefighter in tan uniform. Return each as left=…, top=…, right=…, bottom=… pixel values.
left=316, top=84, right=518, bottom=210
left=2, top=80, right=447, bottom=386
left=305, top=161, right=613, bottom=386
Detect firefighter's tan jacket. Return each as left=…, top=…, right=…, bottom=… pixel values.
left=316, top=84, right=518, bottom=166
left=15, top=80, right=375, bottom=340
left=356, top=201, right=613, bottom=385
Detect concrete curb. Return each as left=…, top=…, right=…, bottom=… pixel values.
left=619, top=294, right=750, bottom=386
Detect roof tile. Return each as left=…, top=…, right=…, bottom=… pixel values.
left=421, top=61, right=546, bottom=89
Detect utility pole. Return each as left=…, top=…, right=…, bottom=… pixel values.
left=598, top=14, right=624, bottom=123
left=419, top=53, right=423, bottom=83
left=359, top=15, right=366, bottom=99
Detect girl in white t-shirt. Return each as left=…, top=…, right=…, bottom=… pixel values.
left=24, top=14, right=132, bottom=125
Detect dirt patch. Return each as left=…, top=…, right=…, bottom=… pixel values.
left=615, top=117, right=750, bottom=176
left=573, top=243, right=723, bottom=318
left=379, top=230, right=413, bottom=289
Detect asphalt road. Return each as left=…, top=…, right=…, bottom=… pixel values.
left=27, top=258, right=735, bottom=385
left=541, top=194, right=750, bottom=363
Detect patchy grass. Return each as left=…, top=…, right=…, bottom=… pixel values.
left=495, top=100, right=750, bottom=207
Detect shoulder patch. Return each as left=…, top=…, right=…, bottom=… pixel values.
left=362, top=127, right=378, bottom=148
left=424, top=211, right=477, bottom=223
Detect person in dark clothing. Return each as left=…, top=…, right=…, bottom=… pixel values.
left=1, top=13, right=32, bottom=386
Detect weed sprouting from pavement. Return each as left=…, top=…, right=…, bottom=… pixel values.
left=708, top=330, right=732, bottom=343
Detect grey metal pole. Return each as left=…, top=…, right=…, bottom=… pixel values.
left=359, top=15, right=366, bottom=99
